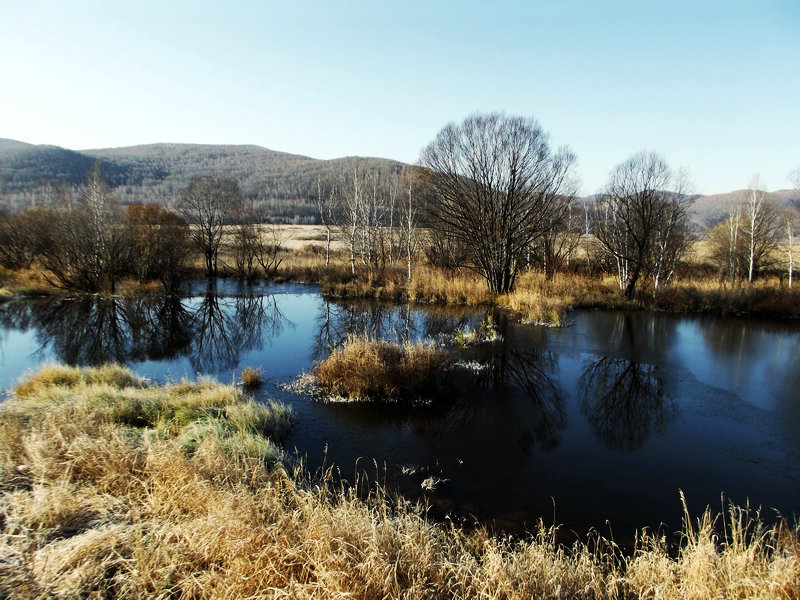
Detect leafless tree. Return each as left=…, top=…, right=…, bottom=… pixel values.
left=743, top=176, right=780, bottom=284
left=419, top=112, right=577, bottom=294
left=227, top=222, right=284, bottom=281
left=340, top=166, right=364, bottom=275
left=0, top=207, right=46, bottom=269
left=315, top=176, right=338, bottom=268
left=37, top=164, right=129, bottom=292
left=788, top=167, right=800, bottom=190
left=592, top=152, right=691, bottom=298
left=400, top=167, right=420, bottom=280
left=531, top=200, right=582, bottom=278
left=126, top=204, right=192, bottom=294
left=784, top=209, right=796, bottom=287
left=707, top=205, right=745, bottom=285
left=178, top=176, right=243, bottom=277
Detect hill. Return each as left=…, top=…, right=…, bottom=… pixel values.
left=2, top=138, right=798, bottom=226
left=687, top=188, right=800, bottom=230
left=0, top=139, right=405, bottom=222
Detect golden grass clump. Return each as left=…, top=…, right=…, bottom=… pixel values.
left=240, top=366, right=264, bottom=388
left=313, top=336, right=454, bottom=401
left=1, top=364, right=798, bottom=598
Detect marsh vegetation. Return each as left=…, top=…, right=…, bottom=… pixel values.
left=1, top=366, right=798, bottom=599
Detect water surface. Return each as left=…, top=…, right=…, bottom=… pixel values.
left=1, top=280, right=798, bottom=541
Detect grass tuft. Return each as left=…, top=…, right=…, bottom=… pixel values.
left=313, top=336, right=454, bottom=401
left=240, top=366, right=264, bottom=388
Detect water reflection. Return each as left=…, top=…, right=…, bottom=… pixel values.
left=313, top=298, right=478, bottom=360
left=579, top=357, right=677, bottom=451
left=470, top=348, right=565, bottom=451
left=0, top=290, right=289, bottom=373
left=190, top=292, right=286, bottom=372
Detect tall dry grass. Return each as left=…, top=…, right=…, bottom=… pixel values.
left=313, top=336, right=454, bottom=401
left=1, top=365, right=798, bottom=598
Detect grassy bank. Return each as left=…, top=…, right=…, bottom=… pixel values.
left=276, top=244, right=800, bottom=324
left=1, top=365, right=798, bottom=598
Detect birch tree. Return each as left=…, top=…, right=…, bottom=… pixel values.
left=785, top=210, right=796, bottom=288
left=315, top=176, right=338, bottom=269
left=743, top=176, right=780, bottom=284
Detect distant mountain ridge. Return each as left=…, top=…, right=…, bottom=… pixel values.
left=0, top=139, right=405, bottom=222
left=1, top=138, right=798, bottom=226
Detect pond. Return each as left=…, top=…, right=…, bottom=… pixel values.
left=1, top=279, right=798, bottom=543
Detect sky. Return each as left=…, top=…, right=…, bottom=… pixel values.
left=1, top=0, right=798, bottom=195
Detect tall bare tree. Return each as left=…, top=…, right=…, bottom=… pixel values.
left=315, top=176, right=338, bottom=269
left=743, top=176, right=780, bottom=284
left=784, top=209, right=796, bottom=288
left=593, top=152, right=690, bottom=298
left=400, top=168, right=420, bottom=280
left=37, top=164, right=129, bottom=292
left=178, top=176, right=243, bottom=277
left=419, top=112, right=577, bottom=294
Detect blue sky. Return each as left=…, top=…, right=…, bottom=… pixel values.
left=1, top=0, right=798, bottom=194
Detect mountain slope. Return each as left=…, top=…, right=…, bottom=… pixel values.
left=687, top=189, right=800, bottom=230
left=0, top=139, right=405, bottom=222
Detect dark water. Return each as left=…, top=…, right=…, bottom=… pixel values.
left=1, top=280, right=798, bottom=542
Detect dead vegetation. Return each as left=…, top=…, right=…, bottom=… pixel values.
left=313, top=336, right=454, bottom=401
left=1, top=365, right=798, bottom=599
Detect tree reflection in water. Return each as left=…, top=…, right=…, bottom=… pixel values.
left=313, top=298, right=475, bottom=361
left=579, top=357, right=677, bottom=451
left=3, top=288, right=288, bottom=373
left=473, top=348, right=565, bottom=451
left=190, top=290, right=287, bottom=373
left=31, top=297, right=137, bottom=365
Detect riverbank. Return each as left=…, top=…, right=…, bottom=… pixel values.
left=277, top=246, right=800, bottom=324
left=2, top=365, right=797, bottom=598
left=3, top=236, right=799, bottom=323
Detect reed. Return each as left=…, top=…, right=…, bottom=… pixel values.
left=1, top=365, right=797, bottom=598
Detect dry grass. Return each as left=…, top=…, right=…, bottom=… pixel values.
left=1, top=365, right=798, bottom=598
left=0, top=265, right=57, bottom=298
left=240, top=367, right=264, bottom=388
left=273, top=232, right=800, bottom=321
left=313, top=336, right=455, bottom=401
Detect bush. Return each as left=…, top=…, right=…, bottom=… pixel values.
left=313, top=337, right=454, bottom=401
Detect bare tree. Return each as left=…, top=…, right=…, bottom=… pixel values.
left=0, top=207, right=45, bottom=269
left=788, top=167, right=800, bottom=190
left=707, top=205, right=745, bottom=285
left=401, top=167, right=419, bottom=280
left=593, top=151, right=690, bottom=298
left=178, top=176, right=243, bottom=277
left=127, top=204, right=192, bottom=294
left=36, top=164, right=129, bottom=293
left=419, top=112, right=577, bottom=294
left=340, top=166, right=364, bottom=275
left=531, top=199, right=581, bottom=278
left=315, top=176, right=338, bottom=269
left=743, top=176, right=780, bottom=284
left=784, top=209, right=797, bottom=288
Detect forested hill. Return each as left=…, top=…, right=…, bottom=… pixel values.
left=0, top=139, right=406, bottom=223
left=2, top=138, right=798, bottom=227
